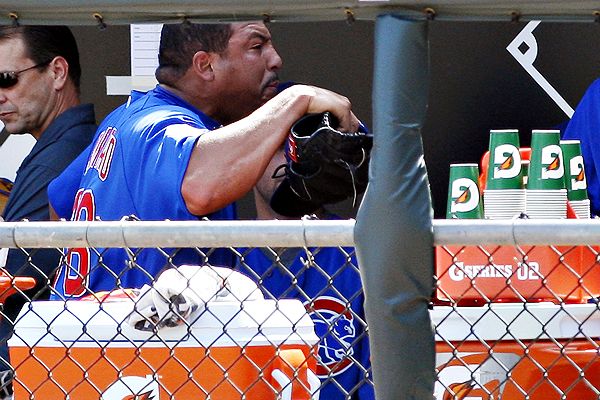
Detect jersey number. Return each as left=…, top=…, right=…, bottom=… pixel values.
left=64, top=189, right=96, bottom=296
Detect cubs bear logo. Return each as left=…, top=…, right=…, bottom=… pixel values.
left=305, top=296, right=356, bottom=377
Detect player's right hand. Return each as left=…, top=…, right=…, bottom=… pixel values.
left=287, top=85, right=360, bottom=133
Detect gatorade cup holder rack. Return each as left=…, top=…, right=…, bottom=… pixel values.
left=435, top=148, right=600, bottom=306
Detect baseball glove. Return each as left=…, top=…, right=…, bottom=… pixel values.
left=270, top=112, right=373, bottom=217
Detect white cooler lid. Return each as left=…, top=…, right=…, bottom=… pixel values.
left=9, top=299, right=318, bottom=348
left=432, top=302, right=600, bottom=341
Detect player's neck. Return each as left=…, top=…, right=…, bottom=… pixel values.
left=254, top=191, right=290, bottom=221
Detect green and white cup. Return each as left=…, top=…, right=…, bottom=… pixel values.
left=486, top=129, right=523, bottom=190
left=560, top=140, right=588, bottom=201
left=526, top=130, right=567, bottom=218
left=560, top=139, right=590, bottom=218
left=527, top=130, right=565, bottom=190
left=483, top=129, right=526, bottom=219
left=447, top=163, right=483, bottom=219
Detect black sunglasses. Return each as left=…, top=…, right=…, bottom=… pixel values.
left=0, top=60, right=52, bottom=89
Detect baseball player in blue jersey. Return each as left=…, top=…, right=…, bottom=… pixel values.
left=236, top=150, right=375, bottom=400
left=562, top=78, right=600, bottom=217
left=50, top=22, right=360, bottom=299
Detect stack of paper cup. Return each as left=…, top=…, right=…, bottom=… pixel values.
left=526, top=130, right=567, bottom=219
left=483, top=129, right=526, bottom=219
left=446, top=163, right=483, bottom=219
left=560, top=139, right=590, bottom=219
left=521, top=160, right=530, bottom=187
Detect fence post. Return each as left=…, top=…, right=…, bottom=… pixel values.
left=355, top=14, right=435, bottom=400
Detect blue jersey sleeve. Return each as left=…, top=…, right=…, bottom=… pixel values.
left=123, top=120, right=205, bottom=220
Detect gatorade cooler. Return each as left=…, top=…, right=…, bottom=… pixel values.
left=436, top=146, right=600, bottom=305
left=435, top=244, right=600, bottom=305
left=9, top=298, right=320, bottom=399
left=433, top=302, right=600, bottom=399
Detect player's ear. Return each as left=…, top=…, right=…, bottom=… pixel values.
left=49, top=56, right=69, bottom=91
left=192, top=51, right=214, bottom=81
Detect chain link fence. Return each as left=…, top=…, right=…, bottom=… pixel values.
left=0, top=220, right=371, bottom=400
left=434, top=220, right=600, bottom=400
left=1, top=220, right=600, bottom=399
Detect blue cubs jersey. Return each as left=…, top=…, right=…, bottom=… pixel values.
left=562, top=78, right=600, bottom=217
left=52, top=86, right=236, bottom=299
left=237, top=245, right=375, bottom=400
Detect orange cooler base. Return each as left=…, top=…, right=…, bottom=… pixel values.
left=9, top=299, right=320, bottom=400
left=11, top=344, right=316, bottom=399
left=435, top=340, right=600, bottom=400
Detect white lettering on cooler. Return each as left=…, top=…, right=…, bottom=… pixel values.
left=449, top=261, right=542, bottom=281
left=493, top=144, right=521, bottom=179
left=516, top=262, right=541, bottom=281
left=449, top=262, right=513, bottom=281
left=570, top=155, right=587, bottom=190
left=450, top=178, right=479, bottom=213
left=541, top=145, right=564, bottom=180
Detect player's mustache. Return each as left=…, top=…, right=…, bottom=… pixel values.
left=263, top=74, right=280, bottom=89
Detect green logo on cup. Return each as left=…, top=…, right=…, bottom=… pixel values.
left=450, top=178, right=480, bottom=213
left=540, top=145, right=564, bottom=180
left=569, top=155, right=587, bottom=190
left=493, top=144, right=521, bottom=179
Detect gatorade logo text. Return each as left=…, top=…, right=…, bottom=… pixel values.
left=570, top=155, right=587, bottom=190
left=305, top=296, right=356, bottom=377
left=102, top=375, right=160, bottom=400
left=449, top=261, right=541, bottom=281
left=86, top=126, right=117, bottom=181
left=493, top=144, right=521, bottom=179
left=450, top=178, right=479, bottom=213
left=541, top=145, right=564, bottom=180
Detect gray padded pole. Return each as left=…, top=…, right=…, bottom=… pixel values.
left=354, top=15, right=435, bottom=400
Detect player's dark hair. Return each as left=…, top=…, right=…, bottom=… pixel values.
left=156, top=23, right=232, bottom=86
left=0, top=25, right=82, bottom=91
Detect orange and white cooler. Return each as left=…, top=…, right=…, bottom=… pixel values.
left=9, top=298, right=320, bottom=399
left=433, top=302, right=600, bottom=399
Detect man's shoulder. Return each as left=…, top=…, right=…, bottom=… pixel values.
left=41, top=103, right=96, bottom=141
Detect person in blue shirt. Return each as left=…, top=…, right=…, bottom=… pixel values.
left=50, top=22, right=360, bottom=299
left=237, top=149, right=375, bottom=400
left=0, top=25, right=96, bottom=398
left=562, top=79, right=600, bottom=217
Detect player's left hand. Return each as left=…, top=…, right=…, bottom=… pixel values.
left=126, top=265, right=264, bottom=331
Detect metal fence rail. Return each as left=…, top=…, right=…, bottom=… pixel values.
left=4, top=219, right=600, bottom=248
left=1, top=219, right=600, bottom=399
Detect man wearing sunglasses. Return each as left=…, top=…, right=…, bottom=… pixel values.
left=0, top=25, right=96, bottom=399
